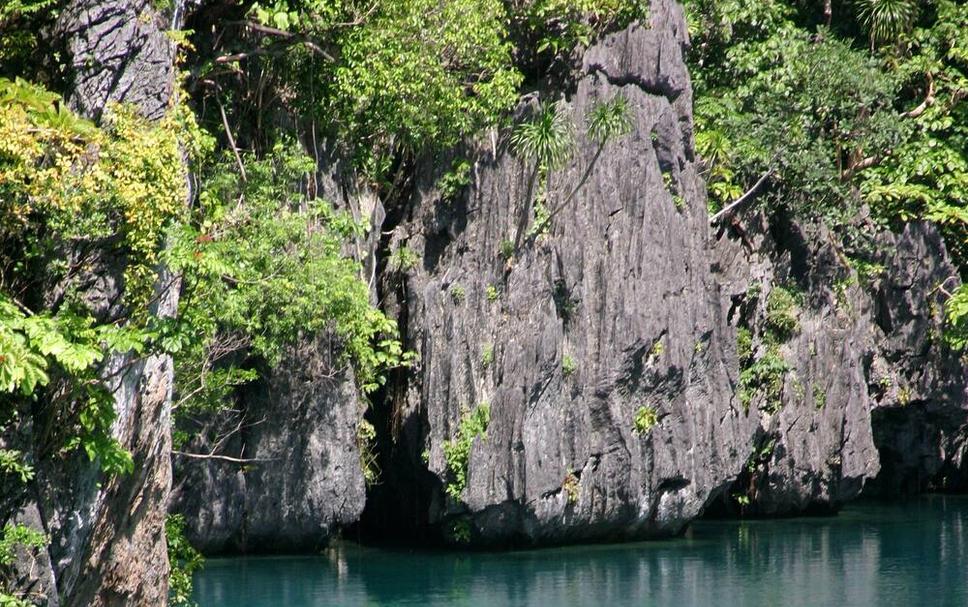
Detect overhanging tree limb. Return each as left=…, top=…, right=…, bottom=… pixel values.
left=709, top=169, right=774, bottom=224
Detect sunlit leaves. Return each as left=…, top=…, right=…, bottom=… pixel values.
left=855, top=0, right=919, bottom=47
left=511, top=101, right=573, bottom=170
left=586, top=94, right=632, bottom=145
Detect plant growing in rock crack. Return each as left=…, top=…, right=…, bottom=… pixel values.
left=562, top=468, right=580, bottom=504
left=437, top=158, right=472, bottom=200
left=511, top=100, right=573, bottom=246
left=499, top=239, right=515, bottom=262
left=356, top=419, right=380, bottom=486
left=449, top=518, right=473, bottom=544
left=632, top=405, right=659, bottom=435
left=443, top=402, right=490, bottom=500
left=481, top=343, right=494, bottom=369
left=562, top=354, right=578, bottom=377
left=526, top=95, right=634, bottom=238
left=450, top=284, right=466, bottom=304
left=486, top=284, right=500, bottom=302
left=813, top=384, right=827, bottom=410
left=739, top=348, right=790, bottom=414
left=765, top=285, right=800, bottom=341
left=388, top=245, right=419, bottom=273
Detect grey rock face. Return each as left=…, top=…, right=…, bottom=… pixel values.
left=368, top=0, right=967, bottom=540
left=376, top=0, right=755, bottom=544
left=866, top=223, right=968, bottom=494
left=171, top=336, right=367, bottom=554
left=58, top=0, right=178, bottom=121
left=711, top=215, right=883, bottom=514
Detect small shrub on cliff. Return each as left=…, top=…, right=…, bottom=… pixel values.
left=438, top=159, right=472, bottom=200
left=357, top=419, right=380, bottom=486
left=562, top=468, right=580, bottom=504
left=481, top=343, right=494, bottom=369
left=587, top=94, right=633, bottom=145
left=765, top=285, right=800, bottom=341
left=562, top=354, right=578, bottom=377
left=0, top=522, right=47, bottom=604
left=443, top=403, right=491, bottom=500
left=632, top=405, right=659, bottom=435
left=739, top=349, right=790, bottom=414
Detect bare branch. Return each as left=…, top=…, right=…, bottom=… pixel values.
left=172, top=450, right=273, bottom=464
left=709, top=169, right=773, bottom=224
left=902, top=73, right=935, bottom=119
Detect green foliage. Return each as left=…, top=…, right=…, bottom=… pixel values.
left=481, top=343, right=494, bottom=369
left=0, top=295, right=133, bottom=476
left=449, top=285, right=467, bottom=305
left=443, top=402, right=490, bottom=500
left=388, top=246, right=419, bottom=273
left=438, top=159, right=472, bottom=200
left=0, top=450, right=32, bottom=484
left=737, top=326, right=753, bottom=365
left=561, top=354, right=577, bottom=377
left=562, top=468, right=579, bottom=504
left=943, top=284, right=968, bottom=351
left=739, top=348, right=790, bottom=414
left=632, top=405, right=658, bottom=435
left=499, top=239, right=515, bottom=261
left=166, top=515, right=203, bottom=607
left=516, top=0, right=648, bottom=58
left=813, top=384, right=827, bottom=410
left=586, top=94, right=632, bottom=145
left=0, top=524, right=45, bottom=567
left=486, top=284, right=500, bottom=302
left=256, top=0, right=521, bottom=171
left=356, top=419, right=379, bottom=486
left=856, top=0, right=918, bottom=47
left=511, top=102, right=573, bottom=171
left=649, top=339, right=665, bottom=359
left=448, top=518, right=472, bottom=544
left=765, top=285, right=800, bottom=340
left=165, top=144, right=408, bottom=406
left=0, top=77, right=200, bottom=307
left=0, top=523, right=47, bottom=605
left=686, top=0, right=967, bottom=283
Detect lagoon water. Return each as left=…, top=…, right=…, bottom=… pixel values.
left=192, top=495, right=968, bottom=607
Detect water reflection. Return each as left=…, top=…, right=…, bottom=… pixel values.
left=193, top=496, right=968, bottom=607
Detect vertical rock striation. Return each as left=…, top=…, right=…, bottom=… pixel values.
left=170, top=336, right=367, bottom=554
left=373, top=0, right=755, bottom=544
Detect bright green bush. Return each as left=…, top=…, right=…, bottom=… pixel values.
left=443, top=402, right=490, bottom=500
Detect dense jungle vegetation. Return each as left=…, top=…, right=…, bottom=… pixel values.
left=0, top=0, right=965, bottom=604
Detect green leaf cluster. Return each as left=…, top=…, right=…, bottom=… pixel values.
left=166, top=514, right=203, bottom=607
left=443, top=402, right=490, bottom=500
left=166, top=142, right=409, bottom=414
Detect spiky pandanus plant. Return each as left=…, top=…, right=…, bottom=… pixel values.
left=510, top=100, right=574, bottom=245
left=855, top=0, right=919, bottom=49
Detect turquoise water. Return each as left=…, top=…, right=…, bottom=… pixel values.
left=192, top=495, right=968, bottom=607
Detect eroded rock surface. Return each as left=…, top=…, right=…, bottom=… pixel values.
left=171, top=336, right=367, bottom=554
left=373, top=0, right=755, bottom=544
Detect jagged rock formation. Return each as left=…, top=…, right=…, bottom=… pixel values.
left=710, top=215, right=966, bottom=515
left=369, top=0, right=756, bottom=544
left=173, top=0, right=966, bottom=552
left=171, top=336, right=367, bottom=554
left=867, top=224, right=968, bottom=494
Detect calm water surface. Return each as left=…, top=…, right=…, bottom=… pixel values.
left=193, top=495, right=968, bottom=607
